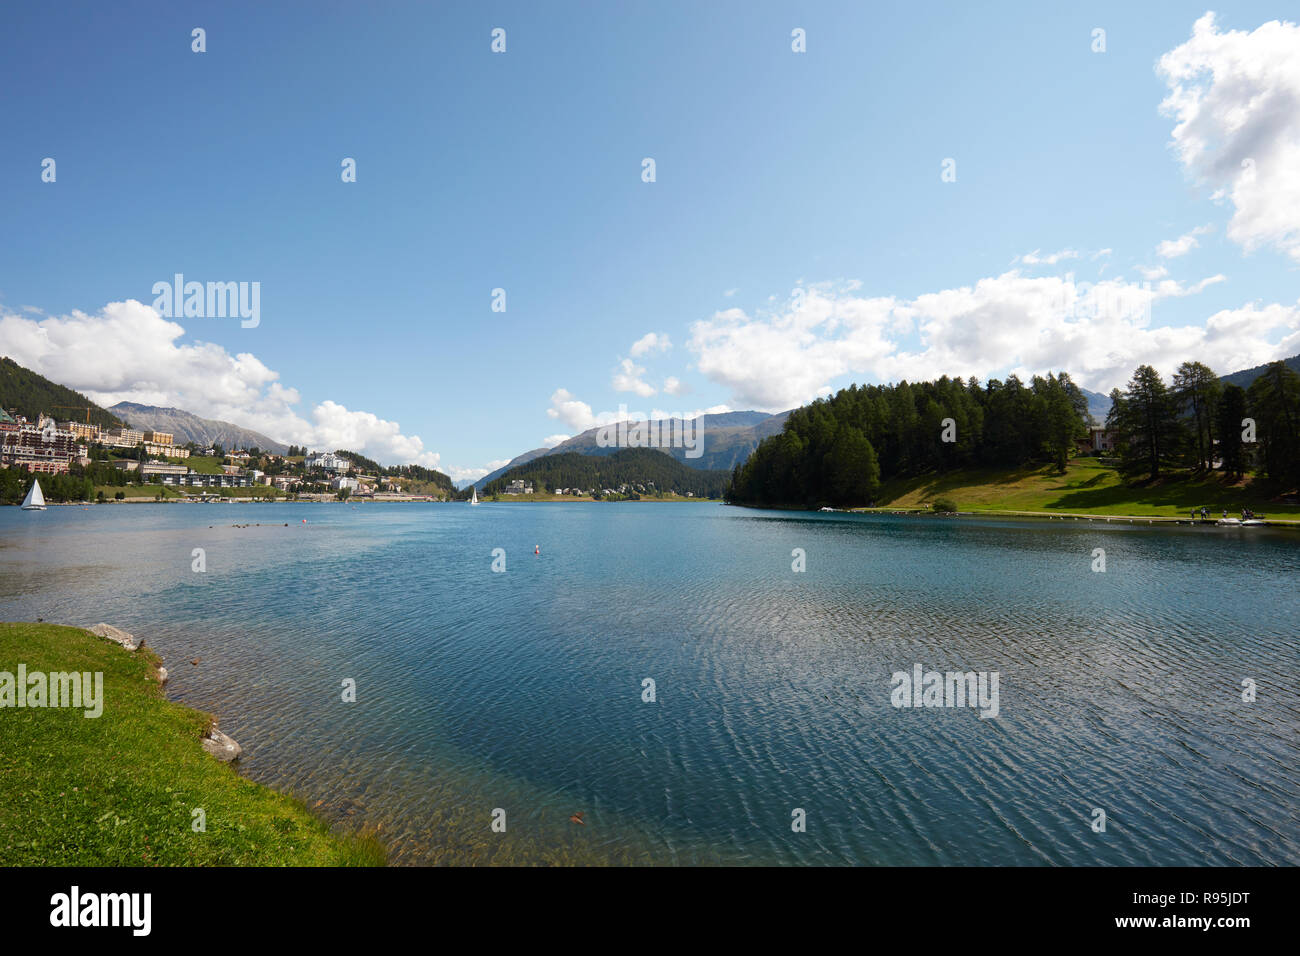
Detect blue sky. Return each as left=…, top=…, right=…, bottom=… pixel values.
left=2, top=1, right=1298, bottom=481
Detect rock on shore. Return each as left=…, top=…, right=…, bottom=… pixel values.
left=82, top=622, right=241, bottom=762
left=87, top=622, right=140, bottom=651
left=202, top=727, right=242, bottom=762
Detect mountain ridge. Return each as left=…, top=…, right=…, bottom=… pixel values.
left=108, top=402, right=289, bottom=454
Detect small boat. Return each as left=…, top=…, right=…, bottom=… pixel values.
left=1215, top=517, right=1241, bottom=526
left=819, top=506, right=835, bottom=512
left=21, top=478, right=46, bottom=511
left=470, top=485, right=479, bottom=506
left=1241, top=518, right=1267, bottom=526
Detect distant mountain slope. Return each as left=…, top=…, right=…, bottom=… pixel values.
left=471, top=410, right=791, bottom=490
left=468, top=446, right=552, bottom=490
left=1079, top=387, right=1111, bottom=424
left=0, top=356, right=124, bottom=428
left=485, top=448, right=731, bottom=498
left=109, top=402, right=288, bottom=453
left=1220, top=353, right=1300, bottom=390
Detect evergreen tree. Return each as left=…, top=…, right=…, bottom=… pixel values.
left=1216, top=384, right=1248, bottom=480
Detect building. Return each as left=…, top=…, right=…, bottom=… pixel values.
left=503, top=479, right=534, bottom=495
left=62, top=421, right=102, bottom=443
left=331, top=476, right=360, bottom=492
left=158, top=471, right=251, bottom=488
left=1, top=416, right=77, bottom=474
left=145, top=443, right=189, bottom=458
left=1090, top=427, right=1116, bottom=452
left=142, top=431, right=173, bottom=446
left=306, top=452, right=351, bottom=473
left=104, top=427, right=145, bottom=448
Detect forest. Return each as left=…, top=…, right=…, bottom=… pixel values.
left=727, top=361, right=1300, bottom=508
left=480, top=448, right=730, bottom=498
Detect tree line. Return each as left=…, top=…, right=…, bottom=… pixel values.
left=727, top=373, right=1090, bottom=507
left=727, top=359, right=1300, bottom=509
left=1106, top=360, right=1300, bottom=484
left=481, top=448, right=730, bottom=498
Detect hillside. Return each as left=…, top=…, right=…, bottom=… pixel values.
left=484, top=447, right=730, bottom=498
left=0, top=356, right=123, bottom=428
left=1219, top=353, right=1300, bottom=390
left=472, top=410, right=789, bottom=490
left=109, top=402, right=288, bottom=453
left=870, top=457, right=1299, bottom=518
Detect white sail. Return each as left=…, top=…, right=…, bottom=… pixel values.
left=21, top=478, right=46, bottom=510
left=470, top=484, right=479, bottom=505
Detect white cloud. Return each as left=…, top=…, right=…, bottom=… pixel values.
left=1018, top=248, right=1080, bottom=265
left=687, top=275, right=1298, bottom=405
left=0, top=299, right=442, bottom=468
left=723, top=288, right=739, bottom=298
left=541, top=434, right=570, bottom=448
left=1159, top=13, right=1300, bottom=261
left=628, top=332, right=672, bottom=357
left=546, top=388, right=623, bottom=431
left=1136, top=264, right=1170, bottom=280
left=611, top=357, right=656, bottom=397
left=1156, top=224, right=1213, bottom=258
left=662, top=375, right=689, bottom=396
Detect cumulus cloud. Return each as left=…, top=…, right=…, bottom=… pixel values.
left=1156, top=224, right=1213, bottom=258
left=662, top=375, right=689, bottom=396
left=628, top=332, right=672, bottom=357
left=1159, top=13, right=1300, bottom=261
left=612, top=357, right=657, bottom=397
left=687, top=276, right=1298, bottom=407
left=0, top=299, right=442, bottom=468
left=545, top=388, right=619, bottom=432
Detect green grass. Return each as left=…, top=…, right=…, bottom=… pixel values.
left=868, top=458, right=1300, bottom=520
left=0, top=623, right=385, bottom=866
left=176, top=455, right=223, bottom=475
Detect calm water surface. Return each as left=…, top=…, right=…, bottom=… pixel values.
left=1, top=501, right=1296, bottom=865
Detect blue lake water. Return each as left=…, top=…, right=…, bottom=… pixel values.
left=1, top=501, right=1297, bottom=865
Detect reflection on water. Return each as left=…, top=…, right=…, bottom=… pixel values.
left=1, top=502, right=1297, bottom=865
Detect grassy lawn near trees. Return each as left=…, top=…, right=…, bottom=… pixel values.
left=868, top=457, right=1300, bottom=519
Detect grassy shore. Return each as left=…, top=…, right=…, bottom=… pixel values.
left=862, top=458, right=1300, bottom=520
left=0, top=623, right=385, bottom=866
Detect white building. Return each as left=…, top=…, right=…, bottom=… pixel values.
left=307, top=452, right=351, bottom=473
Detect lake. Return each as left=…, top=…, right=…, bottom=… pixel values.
left=1, top=501, right=1297, bottom=865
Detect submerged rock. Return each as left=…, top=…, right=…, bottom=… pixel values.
left=87, top=623, right=139, bottom=651
left=202, top=727, right=242, bottom=762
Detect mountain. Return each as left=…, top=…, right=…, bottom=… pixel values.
left=0, top=356, right=124, bottom=428
left=108, top=402, right=289, bottom=454
left=1220, top=353, right=1300, bottom=390
left=485, top=447, right=731, bottom=498
left=1079, top=387, right=1111, bottom=424
left=467, top=446, right=553, bottom=490
left=472, top=409, right=791, bottom=490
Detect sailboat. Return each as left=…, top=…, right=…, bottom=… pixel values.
left=470, top=484, right=479, bottom=506
left=21, top=478, right=46, bottom=511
